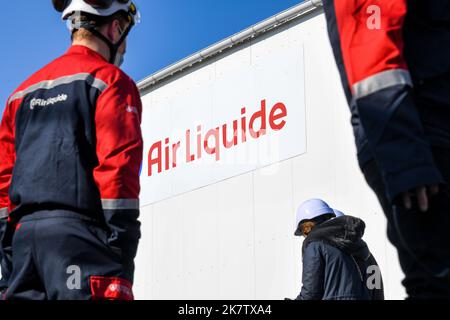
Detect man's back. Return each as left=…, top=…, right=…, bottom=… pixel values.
left=1, top=45, right=142, bottom=221
left=0, top=45, right=143, bottom=300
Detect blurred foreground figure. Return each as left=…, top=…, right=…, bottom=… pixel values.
left=322, top=0, right=450, bottom=299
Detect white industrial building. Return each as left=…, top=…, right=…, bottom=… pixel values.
left=133, top=0, right=406, bottom=300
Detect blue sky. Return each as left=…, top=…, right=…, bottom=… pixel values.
left=0, top=0, right=303, bottom=115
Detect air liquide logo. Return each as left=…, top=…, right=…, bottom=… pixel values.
left=148, top=99, right=287, bottom=176
left=30, top=94, right=68, bottom=110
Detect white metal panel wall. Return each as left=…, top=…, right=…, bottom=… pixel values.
left=134, top=12, right=406, bottom=300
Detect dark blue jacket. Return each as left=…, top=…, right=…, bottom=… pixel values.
left=296, top=216, right=384, bottom=300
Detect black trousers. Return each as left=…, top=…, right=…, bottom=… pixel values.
left=3, top=210, right=134, bottom=300
left=361, top=74, right=450, bottom=299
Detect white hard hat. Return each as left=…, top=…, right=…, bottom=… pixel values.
left=52, top=0, right=140, bottom=66
left=53, top=0, right=140, bottom=25
left=333, top=209, right=345, bottom=217
left=294, top=199, right=335, bottom=236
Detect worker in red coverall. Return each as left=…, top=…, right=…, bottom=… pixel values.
left=322, top=0, right=450, bottom=299
left=0, top=0, right=143, bottom=300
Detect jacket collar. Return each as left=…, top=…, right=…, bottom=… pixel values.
left=302, top=216, right=370, bottom=261
left=66, top=45, right=107, bottom=62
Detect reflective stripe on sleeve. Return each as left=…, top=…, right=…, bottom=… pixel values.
left=8, top=73, right=108, bottom=105
left=0, top=207, right=8, bottom=219
left=352, top=69, right=413, bottom=100
left=101, top=199, right=140, bottom=210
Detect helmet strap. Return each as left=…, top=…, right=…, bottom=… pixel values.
left=81, top=23, right=132, bottom=64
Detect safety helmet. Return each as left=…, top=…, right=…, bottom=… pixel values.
left=52, top=0, right=140, bottom=66
left=294, top=199, right=335, bottom=236
left=333, top=209, right=345, bottom=218
left=52, top=0, right=140, bottom=25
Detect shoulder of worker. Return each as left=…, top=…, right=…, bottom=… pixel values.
left=9, top=46, right=138, bottom=102
left=59, top=45, right=137, bottom=87
left=94, top=62, right=139, bottom=92
left=81, top=58, right=139, bottom=96
left=302, top=240, right=327, bottom=257
left=302, top=238, right=346, bottom=260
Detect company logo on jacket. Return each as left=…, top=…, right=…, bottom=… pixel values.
left=126, top=105, right=138, bottom=114
left=30, top=94, right=68, bottom=110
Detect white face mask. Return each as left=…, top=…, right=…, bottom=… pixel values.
left=113, top=25, right=126, bottom=67
left=113, top=52, right=125, bottom=67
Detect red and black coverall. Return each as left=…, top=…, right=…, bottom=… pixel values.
left=323, top=0, right=450, bottom=298
left=0, top=45, right=143, bottom=300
